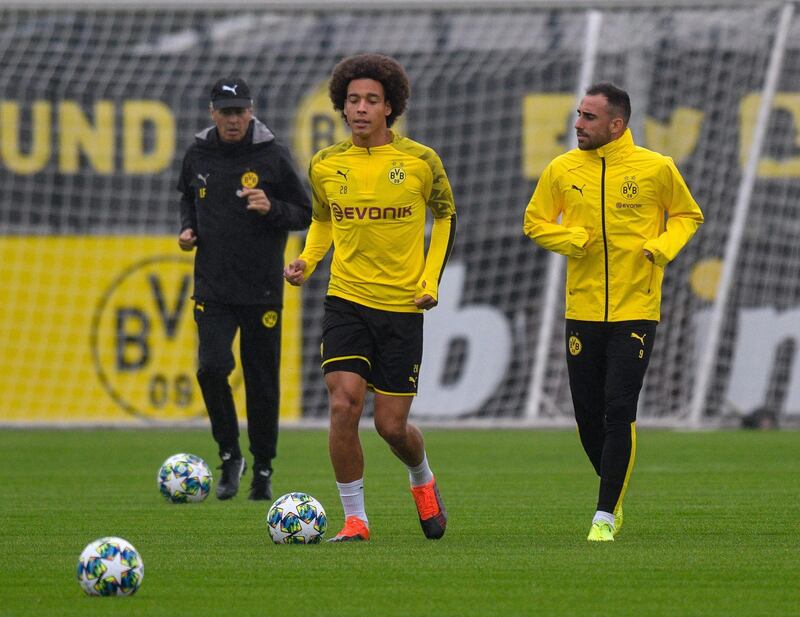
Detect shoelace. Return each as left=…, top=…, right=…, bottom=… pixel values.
left=412, top=485, right=439, bottom=519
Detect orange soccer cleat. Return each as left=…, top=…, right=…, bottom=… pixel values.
left=410, top=478, right=447, bottom=540
left=328, top=516, right=370, bottom=542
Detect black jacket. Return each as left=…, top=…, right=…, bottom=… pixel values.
left=178, top=119, right=311, bottom=306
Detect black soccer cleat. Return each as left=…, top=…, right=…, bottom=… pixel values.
left=216, top=456, right=246, bottom=500
left=248, top=467, right=273, bottom=501
left=411, top=478, right=447, bottom=540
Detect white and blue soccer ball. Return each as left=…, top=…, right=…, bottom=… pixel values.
left=157, top=453, right=212, bottom=503
left=76, top=536, right=144, bottom=596
left=266, top=492, right=328, bottom=544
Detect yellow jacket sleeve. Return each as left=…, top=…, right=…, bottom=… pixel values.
left=523, top=164, right=589, bottom=258
left=643, top=158, right=704, bottom=268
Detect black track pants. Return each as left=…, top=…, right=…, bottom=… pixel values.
left=565, top=319, right=657, bottom=514
left=195, top=301, right=281, bottom=469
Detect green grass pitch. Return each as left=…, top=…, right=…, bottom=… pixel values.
left=0, top=428, right=797, bottom=616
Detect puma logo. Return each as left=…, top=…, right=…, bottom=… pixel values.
left=408, top=376, right=417, bottom=386
left=336, top=169, right=349, bottom=181
left=571, top=184, right=586, bottom=196
left=630, top=332, right=646, bottom=346
left=197, top=173, right=210, bottom=185
left=221, top=84, right=238, bottom=95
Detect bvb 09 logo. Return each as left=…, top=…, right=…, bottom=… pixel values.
left=241, top=171, right=259, bottom=188
left=91, top=256, right=243, bottom=421
left=388, top=166, right=406, bottom=185
left=568, top=335, right=582, bottom=356
left=621, top=178, right=639, bottom=200
left=262, top=310, right=278, bottom=328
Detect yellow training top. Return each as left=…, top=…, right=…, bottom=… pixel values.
left=523, top=128, right=703, bottom=322
left=299, top=132, right=457, bottom=313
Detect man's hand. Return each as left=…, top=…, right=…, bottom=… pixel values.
left=283, top=259, right=307, bottom=286
left=178, top=228, right=197, bottom=251
left=644, top=249, right=654, bottom=263
left=414, top=280, right=437, bottom=309
left=414, top=294, right=437, bottom=310
left=240, top=187, right=272, bottom=215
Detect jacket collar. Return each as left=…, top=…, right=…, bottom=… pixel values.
left=347, top=130, right=400, bottom=152
left=592, top=128, right=635, bottom=164
left=195, top=117, right=275, bottom=146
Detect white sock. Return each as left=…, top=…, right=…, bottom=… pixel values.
left=406, top=453, right=434, bottom=487
left=593, top=510, right=615, bottom=527
left=336, top=479, right=368, bottom=525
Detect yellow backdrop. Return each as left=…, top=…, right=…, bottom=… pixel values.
left=0, top=236, right=302, bottom=424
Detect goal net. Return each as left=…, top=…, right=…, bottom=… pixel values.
left=1, top=2, right=799, bottom=426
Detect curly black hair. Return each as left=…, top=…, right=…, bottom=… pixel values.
left=328, top=53, right=410, bottom=128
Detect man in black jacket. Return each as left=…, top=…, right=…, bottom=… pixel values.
left=177, top=77, right=311, bottom=501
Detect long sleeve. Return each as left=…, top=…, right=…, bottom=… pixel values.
left=523, top=164, right=588, bottom=258
left=177, top=151, right=197, bottom=233
left=297, top=153, right=335, bottom=280
left=297, top=219, right=333, bottom=280
left=643, top=158, right=704, bottom=267
left=418, top=213, right=456, bottom=302
left=416, top=149, right=457, bottom=302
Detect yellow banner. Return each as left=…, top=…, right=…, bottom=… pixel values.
left=0, top=236, right=302, bottom=424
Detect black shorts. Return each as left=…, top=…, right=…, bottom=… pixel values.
left=321, top=295, right=423, bottom=396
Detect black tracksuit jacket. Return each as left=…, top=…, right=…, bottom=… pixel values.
left=178, top=119, right=311, bottom=306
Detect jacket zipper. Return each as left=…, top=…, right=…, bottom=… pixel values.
left=600, top=157, right=608, bottom=321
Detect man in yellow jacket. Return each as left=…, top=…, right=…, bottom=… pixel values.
left=523, top=82, right=703, bottom=542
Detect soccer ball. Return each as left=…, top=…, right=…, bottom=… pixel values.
left=76, top=536, right=144, bottom=596
left=157, top=453, right=212, bottom=503
left=266, top=492, right=328, bottom=544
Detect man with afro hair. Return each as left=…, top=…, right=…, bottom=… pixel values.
left=285, top=53, right=457, bottom=542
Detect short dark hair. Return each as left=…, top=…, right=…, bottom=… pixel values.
left=329, top=54, right=410, bottom=128
left=586, top=82, right=631, bottom=126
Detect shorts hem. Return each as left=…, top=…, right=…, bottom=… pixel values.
left=371, top=385, right=416, bottom=396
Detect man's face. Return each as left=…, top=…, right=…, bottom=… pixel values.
left=211, top=106, right=252, bottom=143
left=343, top=78, right=392, bottom=146
left=574, top=94, right=618, bottom=151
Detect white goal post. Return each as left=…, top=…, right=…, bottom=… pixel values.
left=1, top=1, right=800, bottom=427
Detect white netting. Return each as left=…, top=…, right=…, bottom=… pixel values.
left=1, top=3, right=799, bottom=425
